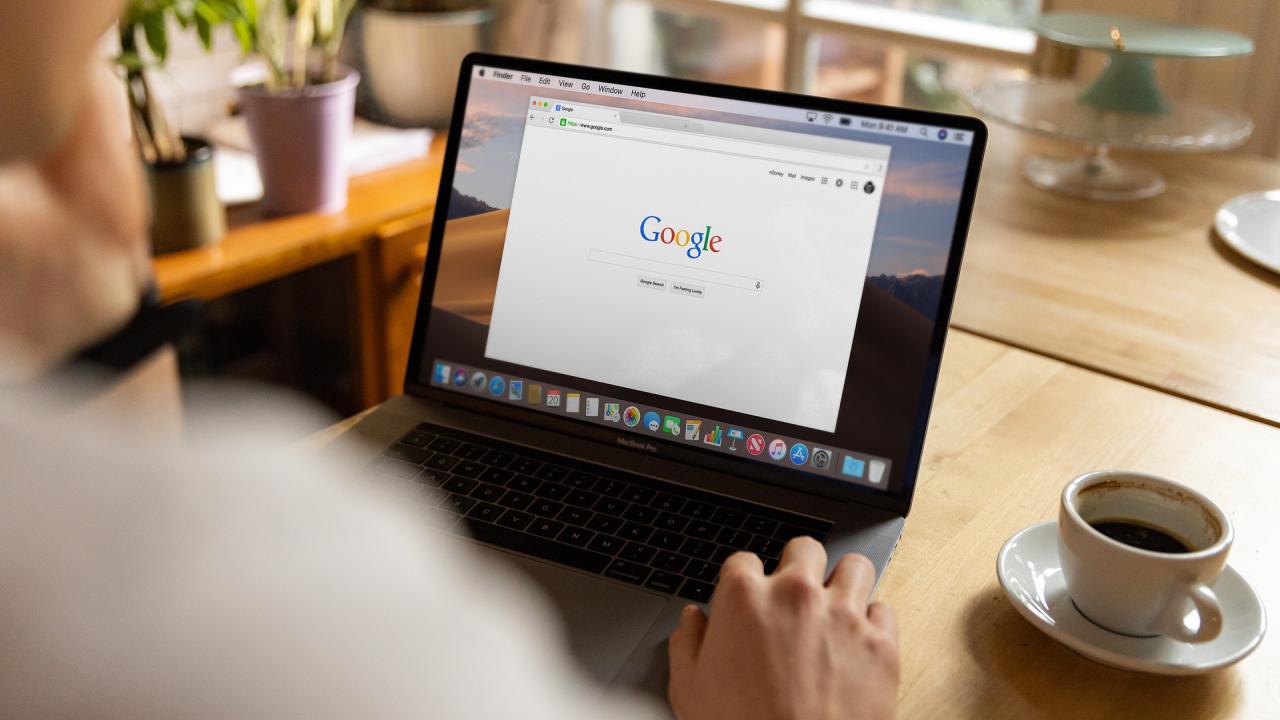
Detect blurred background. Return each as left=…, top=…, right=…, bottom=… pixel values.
left=132, top=0, right=1279, bottom=432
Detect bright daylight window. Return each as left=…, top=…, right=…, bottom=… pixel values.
left=592, top=0, right=1041, bottom=113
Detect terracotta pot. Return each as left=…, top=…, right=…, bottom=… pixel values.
left=147, top=136, right=226, bottom=255
left=239, top=66, right=360, bottom=215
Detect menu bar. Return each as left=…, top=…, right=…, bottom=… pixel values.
left=475, top=65, right=973, bottom=146
left=431, top=358, right=892, bottom=489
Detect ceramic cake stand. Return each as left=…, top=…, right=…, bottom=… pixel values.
left=970, top=13, right=1254, bottom=201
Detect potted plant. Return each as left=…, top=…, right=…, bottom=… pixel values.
left=359, top=0, right=492, bottom=127
left=237, top=0, right=361, bottom=215
left=117, top=0, right=253, bottom=254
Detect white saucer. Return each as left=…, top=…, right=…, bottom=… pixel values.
left=997, top=521, right=1266, bottom=675
left=1214, top=191, right=1280, bottom=277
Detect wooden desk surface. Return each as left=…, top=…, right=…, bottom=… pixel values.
left=952, top=125, right=1280, bottom=428
left=889, top=329, right=1278, bottom=718
left=152, top=137, right=446, bottom=303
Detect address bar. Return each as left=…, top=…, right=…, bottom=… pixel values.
left=560, top=116, right=882, bottom=176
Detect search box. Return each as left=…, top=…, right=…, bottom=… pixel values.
left=588, top=249, right=762, bottom=292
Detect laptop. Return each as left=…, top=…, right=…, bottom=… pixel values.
left=339, top=52, right=985, bottom=702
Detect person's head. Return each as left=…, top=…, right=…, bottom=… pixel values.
left=0, top=0, right=126, bottom=162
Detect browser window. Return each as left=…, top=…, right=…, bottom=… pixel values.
left=485, top=99, right=890, bottom=431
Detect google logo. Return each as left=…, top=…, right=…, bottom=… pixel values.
left=640, top=215, right=723, bottom=259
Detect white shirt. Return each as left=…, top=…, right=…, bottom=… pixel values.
left=0, top=379, right=664, bottom=719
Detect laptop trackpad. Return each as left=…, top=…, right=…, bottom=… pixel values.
left=492, top=549, right=668, bottom=685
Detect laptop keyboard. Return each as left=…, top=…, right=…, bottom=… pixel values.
left=370, top=423, right=831, bottom=603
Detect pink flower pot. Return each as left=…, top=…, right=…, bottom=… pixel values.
left=239, top=66, right=360, bottom=215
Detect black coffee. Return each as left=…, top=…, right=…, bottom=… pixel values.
left=1089, top=519, right=1191, bottom=553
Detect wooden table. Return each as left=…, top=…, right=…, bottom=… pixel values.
left=952, top=125, right=1280, bottom=428
left=152, top=137, right=446, bottom=406
left=888, top=329, right=1278, bottom=718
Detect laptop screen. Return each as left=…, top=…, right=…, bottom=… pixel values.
left=410, top=56, right=983, bottom=503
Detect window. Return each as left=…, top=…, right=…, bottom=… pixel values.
left=571, top=0, right=1042, bottom=111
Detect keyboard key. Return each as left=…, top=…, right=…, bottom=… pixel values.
left=744, top=516, right=779, bottom=536
left=444, top=494, right=477, bottom=514
left=678, top=579, right=715, bottom=603
left=687, top=520, right=721, bottom=541
left=481, top=450, right=515, bottom=468
left=622, top=505, right=658, bottom=524
left=623, top=487, right=655, bottom=505
left=748, top=536, right=784, bottom=558
left=528, top=518, right=565, bottom=539
left=763, top=557, right=780, bottom=574
left=685, top=560, right=719, bottom=582
left=398, top=430, right=434, bottom=448
left=774, top=524, right=827, bottom=542
left=565, top=490, right=600, bottom=508
left=654, top=512, right=689, bottom=533
left=558, top=526, right=595, bottom=547
left=587, top=534, right=625, bottom=556
left=427, top=437, right=461, bottom=454
left=425, top=454, right=460, bottom=471
left=384, top=443, right=430, bottom=464
left=558, top=507, right=592, bottom=526
left=506, top=474, right=541, bottom=493
left=479, top=467, right=513, bottom=485
left=712, top=508, right=746, bottom=528
left=469, top=483, right=504, bottom=503
left=508, top=457, right=541, bottom=474
left=651, top=529, right=684, bottom=551
left=454, top=442, right=489, bottom=461
left=534, top=482, right=569, bottom=501
left=605, top=560, right=651, bottom=585
left=464, top=521, right=610, bottom=574
left=372, top=456, right=423, bottom=480
left=534, top=464, right=570, bottom=481
left=416, top=470, right=449, bottom=488
left=442, top=476, right=479, bottom=495
left=586, top=515, right=623, bottom=535
left=498, top=491, right=534, bottom=511
left=452, top=460, right=485, bottom=478
left=466, top=502, right=503, bottom=524
left=650, top=493, right=685, bottom=513
left=646, top=570, right=683, bottom=594
left=675, top=535, right=716, bottom=558
left=652, top=551, right=689, bottom=574
left=565, top=471, right=598, bottom=489
left=711, top=545, right=736, bottom=564
left=593, top=497, right=629, bottom=516
left=619, top=522, right=653, bottom=544
left=529, top=499, right=564, bottom=518
left=716, top=528, right=752, bottom=549
left=620, top=542, right=657, bottom=564
left=496, top=510, right=534, bottom=531
left=594, top=479, right=627, bottom=497
left=681, top=501, right=714, bottom=519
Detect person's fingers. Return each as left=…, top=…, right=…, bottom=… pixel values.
left=826, top=553, right=876, bottom=607
left=720, top=549, right=764, bottom=580
left=668, top=603, right=708, bottom=680
left=868, top=601, right=898, bottom=640
left=774, top=535, right=827, bottom=583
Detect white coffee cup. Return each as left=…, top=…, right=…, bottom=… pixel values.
left=1058, top=471, right=1232, bottom=642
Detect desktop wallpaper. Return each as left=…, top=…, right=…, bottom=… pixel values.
left=417, top=73, right=978, bottom=493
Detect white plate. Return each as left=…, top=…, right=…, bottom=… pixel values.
left=1214, top=191, right=1280, bottom=277
left=997, top=521, right=1266, bottom=675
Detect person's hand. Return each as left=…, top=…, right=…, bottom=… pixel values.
left=668, top=538, right=900, bottom=720
left=0, top=60, right=149, bottom=379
